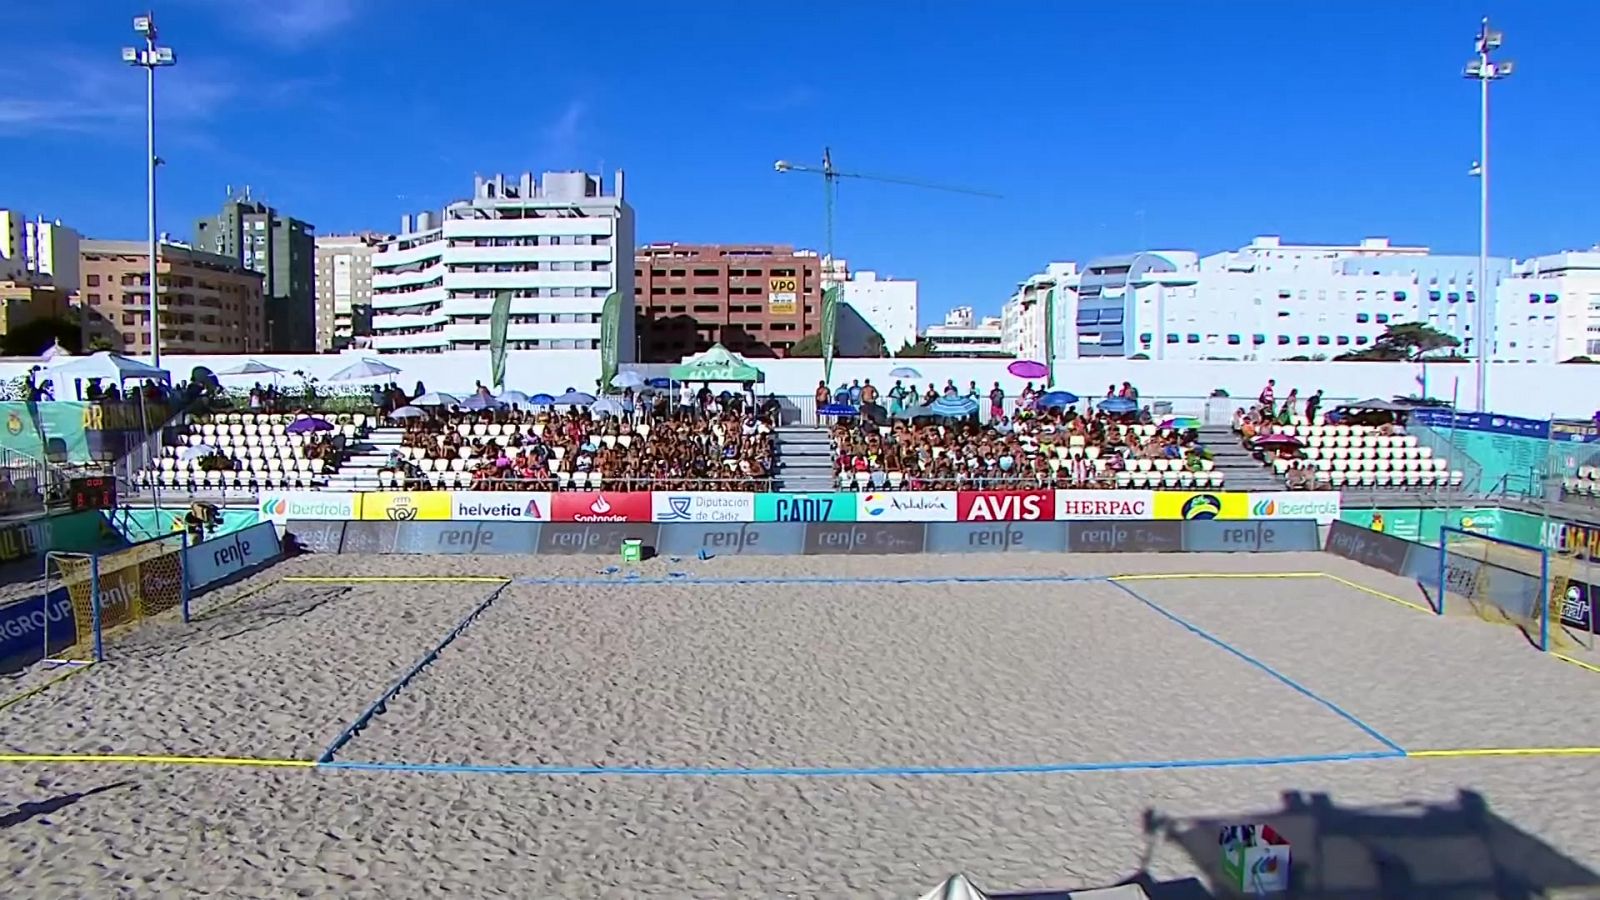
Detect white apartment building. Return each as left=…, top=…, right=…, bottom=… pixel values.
left=1495, top=249, right=1600, bottom=363
left=370, top=171, right=636, bottom=354
left=1002, top=262, right=1079, bottom=362
left=0, top=210, right=79, bottom=286
left=822, top=256, right=919, bottom=354
left=315, top=233, right=386, bottom=350
left=923, top=306, right=1005, bottom=356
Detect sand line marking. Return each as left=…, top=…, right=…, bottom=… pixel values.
left=0, top=753, right=313, bottom=767
left=1409, top=747, right=1600, bottom=759
left=191, top=579, right=281, bottom=622
left=1107, top=579, right=1406, bottom=754
left=1317, top=573, right=1434, bottom=615
left=1109, top=573, right=1326, bottom=582
left=0, top=662, right=95, bottom=715
left=1552, top=653, right=1600, bottom=675
left=317, top=580, right=513, bottom=764
left=512, top=573, right=1111, bottom=588
left=282, top=575, right=510, bottom=584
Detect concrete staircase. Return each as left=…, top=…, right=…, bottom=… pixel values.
left=323, top=427, right=406, bottom=492
left=773, top=427, right=837, bottom=492
left=1198, top=425, right=1283, bottom=492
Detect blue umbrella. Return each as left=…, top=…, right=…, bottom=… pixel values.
left=611, top=371, right=646, bottom=389
left=930, top=395, right=979, bottom=418
left=528, top=393, right=556, bottom=407
left=412, top=392, right=460, bottom=407
left=497, top=390, right=531, bottom=406
left=462, top=395, right=503, bottom=411
left=1037, top=390, right=1080, bottom=409
left=889, top=366, right=922, bottom=379
left=554, top=390, right=595, bottom=406
left=388, top=406, right=426, bottom=419
left=328, top=358, right=402, bottom=382
left=286, top=417, right=334, bottom=434
left=590, top=397, right=625, bottom=416
left=1099, top=397, right=1137, bottom=414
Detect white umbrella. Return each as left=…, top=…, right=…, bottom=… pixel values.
left=217, top=360, right=284, bottom=376
left=611, top=371, right=646, bottom=389
left=889, top=366, right=922, bottom=379
left=180, top=443, right=218, bottom=462
left=388, top=406, right=426, bottom=419
left=590, top=397, right=625, bottom=417
left=329, top=358, right=402, bottom=382
left=554, top=390, right=595, bottom=406
left=412, top=392, right=461, bottom=407
left=497, top=390, right=532, bottom=406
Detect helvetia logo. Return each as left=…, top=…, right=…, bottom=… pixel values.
left=524, top=498, right=543, bottom=518
left=1181, top=494, right=1223, bottom=520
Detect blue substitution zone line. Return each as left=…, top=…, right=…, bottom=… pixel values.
left=513, top=573, right=1111, bottom=588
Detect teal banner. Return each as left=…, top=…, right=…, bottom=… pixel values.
left=754, top=492, right=855, bottom=523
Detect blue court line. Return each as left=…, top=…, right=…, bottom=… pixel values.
left=319, top=749, right=1403, bottom=779
left=1108, top=580, right=1406, bottom=755
left=317, top=581, right=511, bottom=764
left=512, top=574, right=1110, bottom=588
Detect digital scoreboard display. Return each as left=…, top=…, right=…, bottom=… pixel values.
left=69, top=476, right=117, bottom=512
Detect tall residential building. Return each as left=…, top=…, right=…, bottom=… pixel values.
left=1497, top=249, right=1600, bottom=363
left=315, top=233, right=386, bottom=351
left=922, top=306, right=1006, bottom=356
left=634, top=243, right=823, bottom=360
left=0, top=280, right=72, bottom=351
left=0, top=210, right=80, bottom=287
left=822, top=256, right=920, bottom=355
left=371, top=171, right=635, bottom=354
left=0, top=210, right=23, bottom=281
left=1002, top=262, right=1079, bottom=362
left=79, top=239, right=266, bottom=355
left=194, top=189, right=316, bottom=352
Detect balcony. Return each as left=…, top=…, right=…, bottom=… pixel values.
left=442, top=218, right=615, bottom=240
left=371, top=285, right=446, bottom=311
left=445, top=270, right=611, bottom=292
left=370, top=311, right=449, bottom=332
left=372, top=262, right=445, bottom=290
left=371, top=330, right=449, bottom=351
left=443, top=244, right=611, bottom=265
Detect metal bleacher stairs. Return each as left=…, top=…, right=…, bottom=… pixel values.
left=773, top=426, right=836, bottom=492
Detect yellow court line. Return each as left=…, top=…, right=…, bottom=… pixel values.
left=281, top=576, right=510, bottom=584
left=0, top=663, right=94, bottom=715
left=1110, top=572, right=1326, bottom=582
left=1409, top=747, right=1600, bottom=759
left=1552, top=652, right=1600, bottom=675
left=192, top=579, right=280, bottom=622
left=0, top=753, right=315, bottom=767
left=1318, top=574, right=1434, bottom=615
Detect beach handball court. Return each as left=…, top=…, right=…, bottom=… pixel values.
left=3, top=551, right=1600, bottom=896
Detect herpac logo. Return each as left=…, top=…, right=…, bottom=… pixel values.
left=386, top=496, right=419, bottom=521
left=1251, top=499, right=1276, bottom=517
left=5, top=412, right=22, bottom=436
left=1181, top=494, right=1224, bottom=520
left=660, top=496, right=693, bottom=522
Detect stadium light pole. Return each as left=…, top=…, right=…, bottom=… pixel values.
left=123, top=14, right=176, bottom=368
left=1465, top=16, right=1512, bottom=412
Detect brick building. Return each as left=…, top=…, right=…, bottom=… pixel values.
left=634, top=243, right=823, bottom=361
left=79, top=240, right=266, bottom=355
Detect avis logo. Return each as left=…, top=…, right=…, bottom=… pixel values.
left=1181, top=494, right=1223, bottom=520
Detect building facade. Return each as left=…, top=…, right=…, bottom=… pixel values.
left=314, top=233, right=385, bottom=351
left=0, top=210, right=80, bottom=287
left=824, top=256, right=919, bottom=356
left=194, top=190, right=316, bottom=352
left=634, top=243, right=822, bottom=360
left=1002, top=262, right=1079, bottom=363
left=370, top=171, right=635, bottom=355
left=0, top=280, right=72, bottom=351
left=78, top=240, right=266, bottom=355
left=922, top=306, right=1006, bottom=356
left=1495, top=250, right=1600, bottom=363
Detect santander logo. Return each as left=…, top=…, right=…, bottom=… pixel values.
left=576, top=494, right=626, bottom=522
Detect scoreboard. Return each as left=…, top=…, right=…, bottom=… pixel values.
left=68, top=476, right=117, bottom=512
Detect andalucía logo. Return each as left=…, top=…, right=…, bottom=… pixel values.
left=1181, top=494, right=1223, bottom=520
left=863, top=493, right=948, bottom=517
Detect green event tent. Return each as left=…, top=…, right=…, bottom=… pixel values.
left=667, top=344, right=763, bottom=383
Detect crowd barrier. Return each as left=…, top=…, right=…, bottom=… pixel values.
left=284, top=518, right=1322, bottom=558
left=261, top=488, right=1344, bottom=525
left=1323, top=520, right=1596, bottom=637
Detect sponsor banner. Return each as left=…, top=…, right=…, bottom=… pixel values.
left=956, top=490, right=1054, bottom=522
left=1541, top=519, right=1600, bottom=558
left=0, top=518, right=49, bottom=564
left=923, top=522, right=1068, bottom=554
left=803, top=523, right=926, bottom=555
left=1324, top=521, right=1413, bottom=576
left=360, top=492, right=452, bottom=522
left=1246, top=491, right=1341, bottom=525
left=656, top=523, right=808, bottom=557
left=755, top=493, right=855, bottom=523
left=391, top=522, right=540, bottom=555
left=451, top=491, right=551, bottom=522
left=651, top=492, right=756, bottom=524
left=551, top=491, right=654, bottom=523
left=1183, top=520, right=1319, bottom=553
left=857, top=491, right=958, bottom=522
left=539, top=523, right=660, bottom=555
left=768, top=276, right=798, bottom=315
left=1151, top=491, right=1250, bottom=521
left=340, top=521, right=401, bottom=554
left=0, top=588, right=74, bottom=674
left=285, top=520, right=346, bottom=554
left=260, top=491, right=362, bottom=524
left=1555, top=579, right=1596, bottom=634
left=184, top=522, right=281, bottom=592
left=1055, top=490, right=1154, bottom=521
left=1064, top=520, right=1183, bottom=553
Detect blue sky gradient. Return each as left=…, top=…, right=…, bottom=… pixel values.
left=3, top=2, right=1596, bottom=324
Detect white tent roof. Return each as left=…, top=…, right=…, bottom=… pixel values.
left=916, top=874, right=991, bottom=900
left=45, top=351, right=170, bottom=384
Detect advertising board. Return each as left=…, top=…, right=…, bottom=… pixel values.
left=550, top=491, right=653, bottom=523
left=755, top=493, right=854, bottom=523
left=0, top=588, right=73, bottom=674
left=857, top=491, right=957, bottom=522
left=284, top=520, right=346, bottom=554
left=1246, top=491, right=1342, bottom=525
left=651, top=492, right=755, bottom=523
left=767, top=275, right=798, bottom=315
left=339, top=521, right=400, bottom=555
left=655, top=523, right=808, bottom=556
left=1555, top=579, right=1595, bottom=634
left=358, top=492, right=452, bottom=522
left=1151, top=491, right=1250, bottom=521
left=260, top=491, right=361, bottom=524
left=1065, top=520, right=1183, bottom=553
left=956, top=490, right=1053, bottom=522
left=390, top=522, right=541, bottom=555
left=923, top=522, right=1067, bottom=554
left=538, top=523, right=660, bottom=554
left=803, top=523, right=925, bottom=555
left=184, top=522, right=281, bottom=591
left=1054, top=490, right=1154, bottom=520
left=1323, top=520, right=1413, bottom=575
left=1182, top=520, right=1318, bottom=553
left=450, top=491, right=551, bottom=522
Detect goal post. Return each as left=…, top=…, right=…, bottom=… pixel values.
left=1437, top=526, right=1558, bottom=652
left=44, top=535, right=190, bottom=663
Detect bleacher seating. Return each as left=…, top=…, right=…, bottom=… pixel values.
left=139, top=412, right=367, bottom=493
left=1259, top=422, right=1463, bottom=489
left=1564, top=466, right=1600, bottom=499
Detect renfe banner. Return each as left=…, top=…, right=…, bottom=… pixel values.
left=184, top=521, right=282, bottom=592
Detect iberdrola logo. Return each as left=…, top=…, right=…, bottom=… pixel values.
left=262, top=497, right=288, bottom=517
left=1252, top=499, right=1277, bottom=517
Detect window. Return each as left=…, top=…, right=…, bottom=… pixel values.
left=1166, top=333, right=1179, bottom=344
left=1447, top=292, right=1460, bottom=303
left=1395, top=290, right=1407, bottom=301
left=1376, top=313, right=1390, bottom=324
left=1317, top=336, right=1330, bottom=345
left=1076, top=310, right=1098, bottom=325
left=1138, top=332, right=1152, bottom=343
left=693, top=268, right=718, bottom=277
left=1336, top=336, right=1350, bottom=346
left=1253, top=334, right=1266, bottom=345
left=86, top=274, right=100, bottom=287
left=1356, top=336, right=1369, bottom=345
left=1227, top=334, right=1241, bottom=345
left=1465, top=291, right=1475, bottom=302
left=1356, top=313, right=1370, bottom=323
left=1530, top=293, right=1541, bottom=303
left=1297, top=336, right=1310, bottom=345
left=1428, top=291, right=1441, bottom=301
left=1186, top=334, right=1199, bottom=343
left=1545, top=294, right=1559, bottom=303
left=1277, top=335, right=1291, bottom=345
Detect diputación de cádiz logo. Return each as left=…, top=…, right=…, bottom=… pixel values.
left=386, top=496, right=419, bottom=521
left=1181, top=493, right=1224, bottom=520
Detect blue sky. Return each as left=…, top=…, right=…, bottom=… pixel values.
left=3, top=2, right=1597, bottom=325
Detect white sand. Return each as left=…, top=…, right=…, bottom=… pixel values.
left=0, top=550, right=1597, bottom=897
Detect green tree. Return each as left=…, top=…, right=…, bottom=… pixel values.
left=787, top=334, right=828, bottom=357
left=860, top=332, right=887, bottom=358
left=1334, top=323, right=1461, bottom=361
left=894, top=338, right=937, bottom=358
left=0, top=317, right=82, bottom=357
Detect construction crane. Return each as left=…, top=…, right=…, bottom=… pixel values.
left=774, top=148, right=1000, bottom=383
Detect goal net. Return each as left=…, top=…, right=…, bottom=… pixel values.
left=1437, top=526, right=1564, bottom=652
left=46, top=535, right=188, bottom=662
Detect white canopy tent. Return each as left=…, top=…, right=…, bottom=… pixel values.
left=46, top=351, right=171, bottom=385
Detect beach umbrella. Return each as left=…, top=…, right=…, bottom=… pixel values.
left=329, top=358, right=401, bottom=382
left=528, top=393, right=556, bottom=407
left=930, top=395, right=979, bottom=418
left=903, top=403, right=938, bottom=420
left=388, top=406, right=426, bottom=420
left=462, top=395, right=503, bottom=411
left=216, top=360, right=284, bottom=377
left=1160, top=415, right=1202, bottom=430
left=554, top=390, right=595, bottom=406
left=180, top=443, right=217, bottom=462
left=286, top=417, right=334, bottom=434
left=1254, top=433, right=1304, bottom=448
left=1007, top=359, right=1049, bottom=379
left=889, top=366, right=922, bottom=379
left=496, top=390, right=531, bottom=407
left=1036, top=390, right=1080, bottom=409
left=411, top=392, right=460, bottom=407
left=610, top=371, right=646, bottom=389
left=590, top=397, right=625, bottom=416
left=860, top=401, right=888, bottom=425
left=1098, top=397, right=1137, bottom=414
